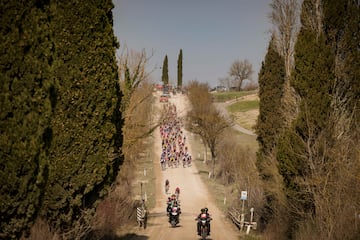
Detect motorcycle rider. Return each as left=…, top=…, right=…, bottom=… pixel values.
left=167, top=195, right=181, bottom=223
left=195, top=207, right=212, bottom=236
left=166, top=197, right=172, bottom=215
left=167, top=194, right=181, bottom=216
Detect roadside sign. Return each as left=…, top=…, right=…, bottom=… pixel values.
left=241, top=191, right=247, bottom=200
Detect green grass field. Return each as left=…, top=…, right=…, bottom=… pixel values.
left=227, top=100, right=259, bottom=113
left=212, top=90, right=257, bottom=102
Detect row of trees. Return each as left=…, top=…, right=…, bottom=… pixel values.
left=256, top=0, right=359, bottom=239
left=162, top=50, right=254, bottom=92
left=161, top=49, right=183, bottom=89
left=1, top=1, right=123, bottom=239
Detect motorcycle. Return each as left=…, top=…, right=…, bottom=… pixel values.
left=197, top=213, right=211, bottom=240
left=169, top=206, right=180, bottom=227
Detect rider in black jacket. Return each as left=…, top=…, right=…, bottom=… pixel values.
left=195, top=207, right=212, bottom=235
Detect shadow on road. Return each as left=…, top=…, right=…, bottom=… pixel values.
left=168, top=224, right=183, bottom=228
left=116, top=233, right=148, bottom=240
left=148, top=211, right=166, bottom=218
left=83, top=229, right=148, bottom=240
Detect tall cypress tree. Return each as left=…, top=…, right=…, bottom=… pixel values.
left=323, top=0, right=360, bottom=128
left=257, top=35, right=285, bottom=158
left=0, top=0, right=122, bottom=237
left=44, top=0, right=122, bottom=230
left=276, top=0, right=335, bottom=236
left=0, top=1, right=54, bottom=237
left=177, top=49, right=183, bottom=89
left=162, top=55, right=169, bottom=86
left=256, top=35, right=286, bottom=230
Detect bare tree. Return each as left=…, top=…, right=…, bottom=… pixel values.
left=186, top=81, right=230, bottom=177
left=229, top=59, right=253, bottom=91
left=118, top=47, right=154, bottom=111
left=269, top=0, right=300, bottom=81
left=293, top=96, right=360, bottom=239
left=269, top=0, right=301, bottom=128
left=301, top=0, right=323, bottom=37
left=117, top=47, right=160, bottom=165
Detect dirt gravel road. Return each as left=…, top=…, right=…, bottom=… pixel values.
left=122, top=92, right=241, bottom=240
left=213, top=102, right=256, bottom=136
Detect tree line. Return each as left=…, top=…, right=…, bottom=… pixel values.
left=161, top=49, right=183, bottom=90
left=256, top=0, right=359, bottom=239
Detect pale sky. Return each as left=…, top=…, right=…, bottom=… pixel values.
left=112, top=0, right=273, bottom=87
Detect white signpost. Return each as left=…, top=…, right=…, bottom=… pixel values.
left=240, top=191, right=247, bottom=230
left=241, top=191, right=247, bottom=200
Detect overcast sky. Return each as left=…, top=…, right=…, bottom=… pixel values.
left=112, top=0, right=273, bottom=87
